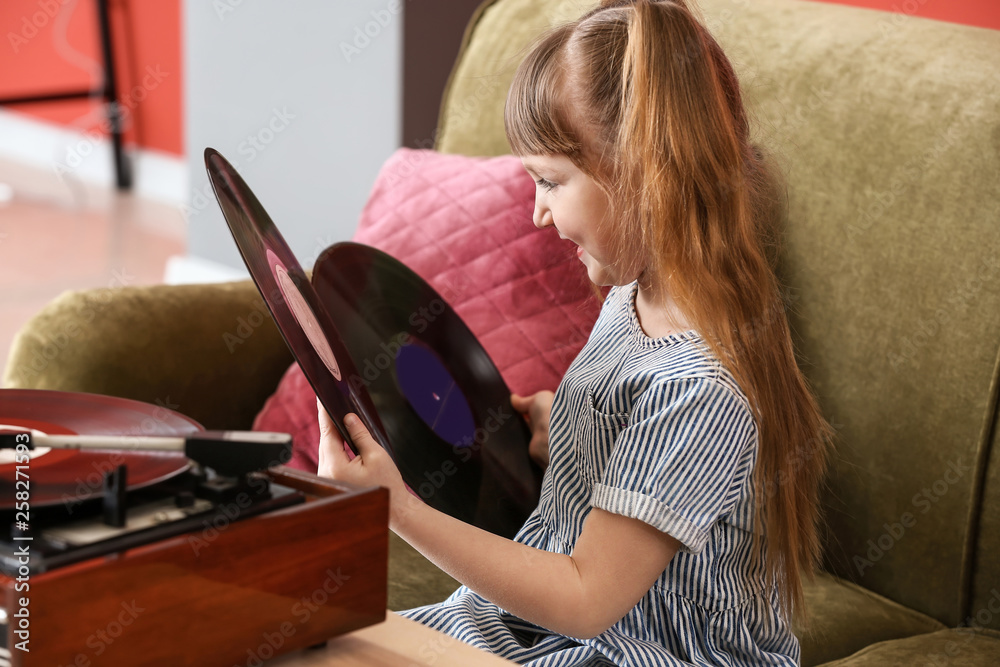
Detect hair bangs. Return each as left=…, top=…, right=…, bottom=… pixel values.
left=504, top=28, right=580, bottom=157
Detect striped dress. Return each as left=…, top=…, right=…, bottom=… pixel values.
left=400, top=281, right=799, bottom=666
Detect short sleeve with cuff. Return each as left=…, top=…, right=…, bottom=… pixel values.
left=591, top=373, right=757, bottom=554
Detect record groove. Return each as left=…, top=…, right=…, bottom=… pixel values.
left=0, top=390, right=199, bottom=509
left=206, top=149, right=542, bottom=537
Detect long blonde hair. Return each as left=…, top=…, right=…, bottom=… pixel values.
left=504, top=0, right=833, bottom=623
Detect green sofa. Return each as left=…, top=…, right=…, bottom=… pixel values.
left=5, top=0, right=999, bottom=664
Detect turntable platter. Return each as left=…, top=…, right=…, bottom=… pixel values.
left=0, top=390, right=201, bottom=508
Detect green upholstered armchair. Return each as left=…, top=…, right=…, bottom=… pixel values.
left=5, top=1, right=999, bottom=664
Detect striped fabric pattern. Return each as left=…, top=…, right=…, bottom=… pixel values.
left=401, top=282, right=799, bottom=666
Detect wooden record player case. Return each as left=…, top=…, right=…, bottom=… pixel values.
left=0, top=467, right=388, bottom=667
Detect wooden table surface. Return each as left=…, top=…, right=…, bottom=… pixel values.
left=266, top=612, right=516, bottom=666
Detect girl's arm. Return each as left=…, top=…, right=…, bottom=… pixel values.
left=318, top=407, right=681, bottom=639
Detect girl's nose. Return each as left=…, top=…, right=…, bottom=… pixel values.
left=533, top=202, right=553, bottom=229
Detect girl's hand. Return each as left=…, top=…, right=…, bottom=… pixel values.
left=317, top=399, right=408, bottom=502
left=510, top=391, right=555, bottom=469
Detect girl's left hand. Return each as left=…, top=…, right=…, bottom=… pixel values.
left=511, top=391, right=555, bottom=469
left=316, top=399, right=407, bottom=501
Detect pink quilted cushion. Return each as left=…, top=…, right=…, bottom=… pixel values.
left=253, top=148, right=601, bottom=472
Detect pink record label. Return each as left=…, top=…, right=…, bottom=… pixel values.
left=267, top=249, right=342, bottom=381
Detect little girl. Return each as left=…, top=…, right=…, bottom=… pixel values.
left=318, top=1, right=832, bottom=664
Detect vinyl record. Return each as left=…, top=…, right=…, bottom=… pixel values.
left=0, top=389, right=198, bottom=508
left=314, top=242, right=543, bottom=538
left=204, top=148, right=390, bottom=455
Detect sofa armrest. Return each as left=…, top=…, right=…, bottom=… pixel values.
left=2, top=280, right=293, bottom=430
left=818, top=627, right=1000, bottom=666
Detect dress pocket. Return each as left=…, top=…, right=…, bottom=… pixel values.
left=576, top=388, right=630, bottom=484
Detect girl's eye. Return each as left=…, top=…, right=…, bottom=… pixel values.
left=535, top=178, right=557, bottom=192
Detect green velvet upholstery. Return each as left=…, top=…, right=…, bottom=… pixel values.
left=437, top=0, right=1000, bottom=663
left=823, top=628, right=1000, bottom=667
left=795, top=571, right=945, bottom=667
left=3, top=281, right=292, bottom=430
left=971, top=407, right=1000, bottom=631
left=5, top=0, right=999, bottom=664
left=440, top=0, right=1000, bottom=624
left=707, top=3, right=1000, bottom=634
left=387, top=533, right=459, bottom=612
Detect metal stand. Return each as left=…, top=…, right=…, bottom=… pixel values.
left=0, top=0, right=132, bottom=189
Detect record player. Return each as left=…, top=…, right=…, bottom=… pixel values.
left=0, top=390, right=388, bottom=667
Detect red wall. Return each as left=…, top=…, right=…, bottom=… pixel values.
left=0, top=0, right=996, bottom=159
left=0, top=0, right=181, bottom=155
left=809, top=0, right=1000, bottom=31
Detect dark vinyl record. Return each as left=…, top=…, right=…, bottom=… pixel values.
left=205, top=149, right=543, bottom=537
left=314, top=243, right=543, bottom=538
left=204, top=148, right=390, bottom=454
left=0, top=389, right=198, bottom=508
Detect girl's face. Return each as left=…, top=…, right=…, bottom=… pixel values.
left=521, top=153, right=637, bottom=287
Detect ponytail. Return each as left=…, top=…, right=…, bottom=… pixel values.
left=506, top=0, right=833, bottom=625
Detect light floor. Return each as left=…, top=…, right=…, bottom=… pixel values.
left=0, top=157, right=185, bottom=381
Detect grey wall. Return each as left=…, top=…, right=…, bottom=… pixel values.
left=183, top=1, right=402, bottom=272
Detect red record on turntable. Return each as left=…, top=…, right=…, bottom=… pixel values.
left=0, top=389, right=201, bottom=508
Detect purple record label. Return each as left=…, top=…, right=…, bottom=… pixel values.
left=394, top=341, right=476, bottom=447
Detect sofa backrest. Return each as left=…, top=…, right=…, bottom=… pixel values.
left=437, top=0, right=1000, bottom=629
